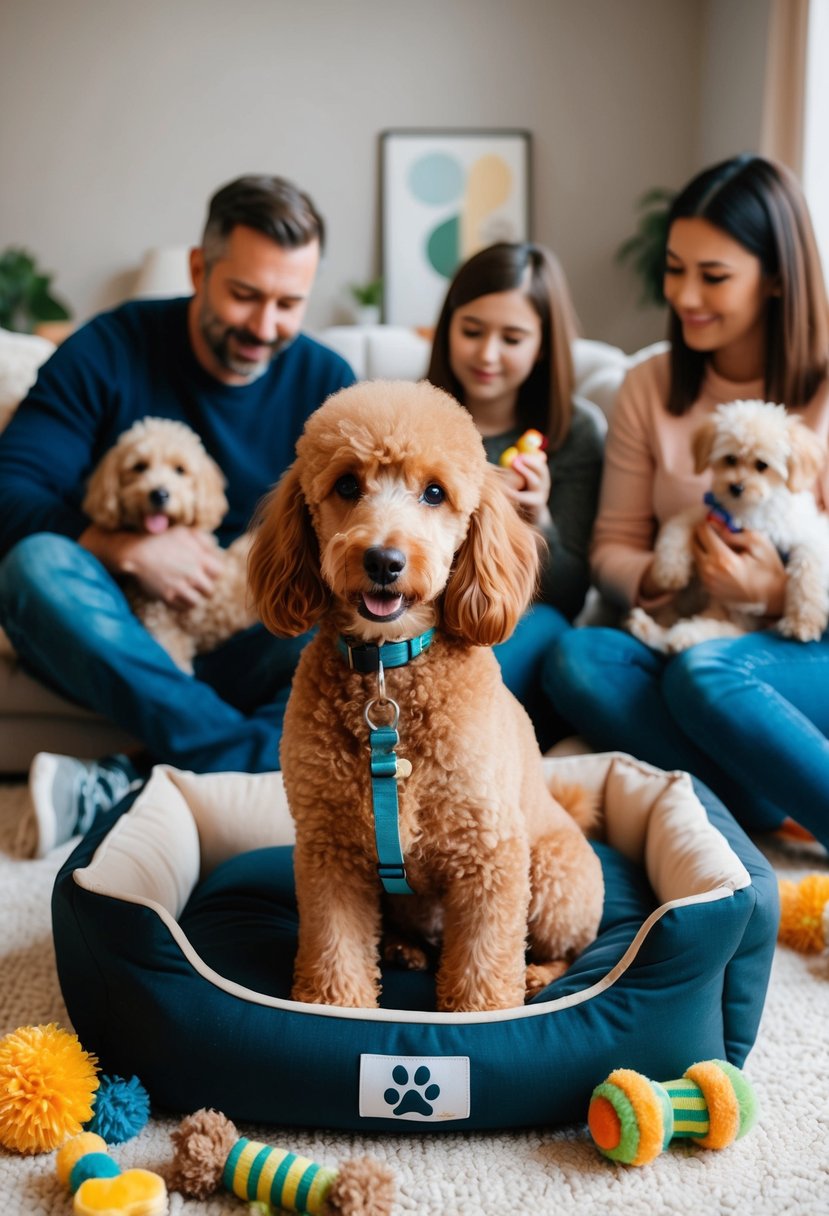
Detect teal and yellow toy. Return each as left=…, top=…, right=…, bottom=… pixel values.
left=170, top=1107, right=395, bottom=1215
left=588, top=1059, right=758, bottom=1166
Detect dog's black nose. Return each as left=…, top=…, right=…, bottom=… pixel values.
left=728, top=483, right=744, bottom=498
left=363, top=546, right=406, bottom=585
left=148, top=487, right=170, bottom=508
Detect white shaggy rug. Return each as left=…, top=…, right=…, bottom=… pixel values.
left=0, top=778, right=827, bottom=1216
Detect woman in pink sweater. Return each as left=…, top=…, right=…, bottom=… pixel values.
left=544, top=154, right=829, bottom=851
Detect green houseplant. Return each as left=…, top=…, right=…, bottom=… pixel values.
left=0, top=247, right=72, bottom=334
left=615, top=188, right=675, bottom=308
left=349, top=277, right=383, bottom=325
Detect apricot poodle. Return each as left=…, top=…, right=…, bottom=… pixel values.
left=83, top=417, right=256, bottom=672
left=627, top=399, right=829, bottom=653
left=249, top=380, right=604, bottom=1013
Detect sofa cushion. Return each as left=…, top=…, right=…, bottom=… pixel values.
left=0, top=327, right=55, bottom=432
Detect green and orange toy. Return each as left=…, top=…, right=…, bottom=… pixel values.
left=588, top=1059, right=758, bottom=1166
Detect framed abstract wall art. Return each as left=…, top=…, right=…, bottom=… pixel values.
left=380, top=128, right=532, bottom=328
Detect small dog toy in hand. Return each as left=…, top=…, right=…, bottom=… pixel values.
left=169, top=1108, right=395, bottom=1215
left=778, top=874, right=829, bottom=953
left=56, top=1132, right=168, bottom=1215
left=588, top=1059, right=757, bottom=1165
left=498, top=427, right=548, bottom=470
left=703, top=491, right=743, bottom=533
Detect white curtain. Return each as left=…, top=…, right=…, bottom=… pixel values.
left=760, top=0, right=811, bottom=173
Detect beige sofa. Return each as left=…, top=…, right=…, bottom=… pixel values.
left=0, top=323, right=653, bottom=774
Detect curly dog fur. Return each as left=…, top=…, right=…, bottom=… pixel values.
left=249, top=380, right=603, bottom=1013
left=627, top=399, right=829, bottom=653
left=83, top=417, right=256, bottom=672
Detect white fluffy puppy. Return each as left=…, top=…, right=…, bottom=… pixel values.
left=627, top=399, right=829, bottom=653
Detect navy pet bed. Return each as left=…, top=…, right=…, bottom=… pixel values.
left=52, top=754, right=778, bottom=1132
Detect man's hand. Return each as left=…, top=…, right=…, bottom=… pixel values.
left=691, top=518, right=787, bottom=616
left=80, top=524, right=223, bottom=608
left=499, top=451, right=553, bottom=530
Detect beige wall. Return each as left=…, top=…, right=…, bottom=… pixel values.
left=0, top=0, right=770, bottom=354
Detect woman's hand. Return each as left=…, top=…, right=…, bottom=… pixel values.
left=80, top=524, right=224, bottom=608
left=691, top=518, right=787, bottom=616
left=500, top=451, right=553, bottom=529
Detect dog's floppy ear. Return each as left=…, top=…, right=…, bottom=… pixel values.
left=192, top=450, right=229, bottom=532
left=442, top=465, right=540, bottom=646
left=786, top=416, right=827, bottom=492
left=691, top=418, right=718, bottom=473
left=248, top=463, right=329, bottom=637
left=82, top=446, right=124, bottom=529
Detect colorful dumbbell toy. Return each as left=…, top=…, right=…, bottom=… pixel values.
left=56, top=1132, right=168, bottom=1214
left=498, top=427, right=548, bottom=470
left=588, top=1059, right=758, bottom=1166
left=170, top=1107, right=395, bottom=1215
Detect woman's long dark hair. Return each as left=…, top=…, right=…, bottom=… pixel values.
left=664, top=154, right=829, bottom=415
left=427, top=242, right=580, bottom=450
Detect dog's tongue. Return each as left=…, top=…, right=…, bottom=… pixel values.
left=143, top=514, right=170, bottom=534
left=362, top=592, right=403, bottom=618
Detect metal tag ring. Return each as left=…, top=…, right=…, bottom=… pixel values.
left=364, top=696, right=400, bottom=730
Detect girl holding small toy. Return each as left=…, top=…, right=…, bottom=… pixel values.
left=545, top=154, right=829, bottom=849
left=428, top=241, right=604, bottom=745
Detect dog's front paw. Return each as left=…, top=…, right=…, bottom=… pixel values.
left=625, top=607, right=669, bottom=652
left=777, top=611, right=826, bottom=643
left=651, top=549, right=692, bottom=592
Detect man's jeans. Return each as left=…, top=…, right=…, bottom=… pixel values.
left=0, top=534, right=310, bottom=773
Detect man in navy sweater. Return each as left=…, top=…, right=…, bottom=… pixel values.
left=0, top=175, right=355, bottom=854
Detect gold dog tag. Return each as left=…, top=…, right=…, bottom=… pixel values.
left=395, top=757, right=413, bottom=779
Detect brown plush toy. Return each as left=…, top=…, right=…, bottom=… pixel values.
left=169, top=1108, right=395, bottom=1215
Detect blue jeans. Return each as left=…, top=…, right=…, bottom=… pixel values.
left=542, top=627, right=802, bottom=836
left=664, top=631, right=829, bottom=849
left=494, top=604, right=572, bottom=751
left=0, top=534, right=310, bottom=773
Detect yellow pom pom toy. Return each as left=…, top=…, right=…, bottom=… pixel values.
left=778, top=874, right=829, bottom=953
left=0, top=1023, right=99, bottom=1154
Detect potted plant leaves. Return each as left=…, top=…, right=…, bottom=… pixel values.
left=0, top=247, right=72, bottom=334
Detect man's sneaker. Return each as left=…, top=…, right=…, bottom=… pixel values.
left=25, top=752, right=143, bottom=858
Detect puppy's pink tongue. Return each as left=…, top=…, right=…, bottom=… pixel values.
left=362, top=593, right=403, bottom=617
left=143, top=514, right=170, bottom=534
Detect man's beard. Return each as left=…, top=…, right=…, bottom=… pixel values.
left=198, top=301, right=291, bottom=380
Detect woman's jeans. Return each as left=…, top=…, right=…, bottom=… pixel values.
left=495, top=603, right=572, bottom=751
left=0, top=534, right=308, bottom=773
left=543, top=624, right=829, bottom=848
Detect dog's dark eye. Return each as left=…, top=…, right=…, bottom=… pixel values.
left=421, top=483, right=445, bottom=507
left=334, top=473, right=361, bottom=500
left=131, top=460, right=149, bottom=473
left=174, top=464, right=187, bottom=475
left=755, top=459, right=768, bottom=473
left=724, top=454, right=738, bottom=467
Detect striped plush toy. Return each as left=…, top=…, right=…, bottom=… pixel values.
left=169, top=1108, right=395, bottom=1215
left=588, top=1059, right=758, bottom=1166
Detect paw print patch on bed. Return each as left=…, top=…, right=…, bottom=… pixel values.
left=360, top=1055, right=470, bottom=1121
